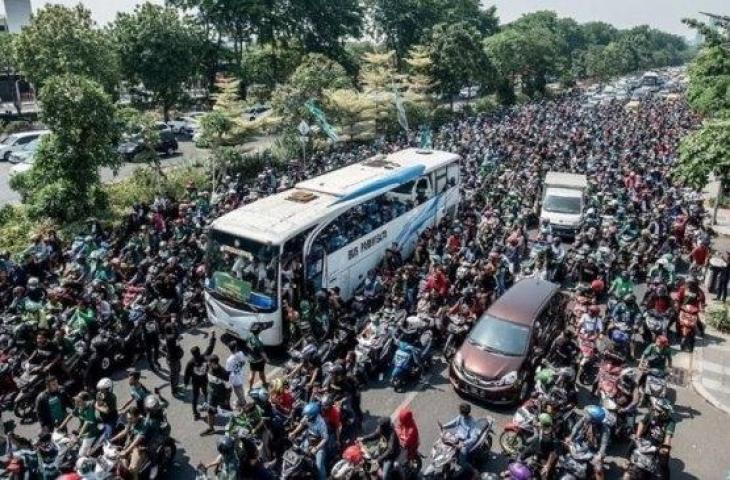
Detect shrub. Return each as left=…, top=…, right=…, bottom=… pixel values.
left=473, top=95, right=499, bottom=114
left=0, top=204, right=54, bottom=254
left=707, top=301, right=730, bottom=333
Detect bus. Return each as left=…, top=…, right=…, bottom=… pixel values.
left=205, top=148, right=462, bottom=345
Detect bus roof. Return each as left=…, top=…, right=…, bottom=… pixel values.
left=295, top=148, right=459, bottom=196
left=212, top=148, right=460, bottom=245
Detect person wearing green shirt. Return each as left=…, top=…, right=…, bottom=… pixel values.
left=226, top=402, right=265, bottom=437
left=111, top=406, right=149, bottom=480
left=640, top=336, right=673, bottom=372
left=608, top=270, right=634, bottom=299
left=60, top=392, right=99, bottom=457
left=245, top=324, right=270, bottom=392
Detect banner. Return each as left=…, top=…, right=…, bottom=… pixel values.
left=304, top=99, right=339, bottom=143
left=394, top=87, right=409, bottom=132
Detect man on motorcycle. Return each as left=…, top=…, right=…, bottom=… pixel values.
left=111, top=405, right=152, bottom=480
left=568, top=405, right=611, bottom=480
left=636, top=398, right=676, bottom=479
left=640, top=336, right=673, bottom=372
left=441, top=403, right=480, bottom=475
left=95, top=377, right=118, bottom=440
left=289, top=402, right=329, bottom=480
left=395, top=408, right=420, bottom=467
left=578, top=305, right=604, bottom=336
left=517, top=413, right=559, bottom=479
left=60, top=391, right=100, bottom=458
left=200, top=436, right=238, bottom=480
left=547, top=330, right=579, bottom=368
left=227, top=401, right=266, bottom=437
left=608, top=271, right=634, bottom=300
left=359, top=417, right=401, bottom=480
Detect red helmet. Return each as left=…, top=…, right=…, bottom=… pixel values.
left=656, top=335, right=669, bottom=347
left=589, top=305, right=601, bottom=315
left=591, top=279, right=605, bottom=294
left=343, top=445, right=364, bottom=465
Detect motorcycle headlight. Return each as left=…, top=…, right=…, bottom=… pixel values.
left=499, top=370, right=518, bottom=385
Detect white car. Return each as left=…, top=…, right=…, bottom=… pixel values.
left=166, top=116, right=200, bottom=135
left=0, top=130, right=49, bottom=161
left=8, top=137, right=41, bottom=164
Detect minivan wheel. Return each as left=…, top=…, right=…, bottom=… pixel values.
left=517, top=375, right=531, bottom=402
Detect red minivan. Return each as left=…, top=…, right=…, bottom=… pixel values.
left=449, top=278, right=565, bottom=404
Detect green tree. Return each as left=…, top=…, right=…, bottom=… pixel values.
left=404, top=44, right=437, bottom=112
left=13, top=5, right=119, bottom=92
left=240, top=42, right=304, bottom=95
left=674, top=117, right=730, bottom=222
left=12, top=74, right=120, bottom=221
left=271, top=53, right=352, bottom=127
left=683, top=14, right=730, bottom=116
left=360, top=51, right=401, bottom=133
left=112, top=3, right=199, bottom=120
left=427, top=22, right=493, bottom=108
left=326, top=89, right=376, bottom=141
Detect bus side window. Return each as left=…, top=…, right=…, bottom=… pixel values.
left=447, top=164, right=460, bottom=188
left=414, top=177, right=432, bottom=205
left=434, top=168, right=448, bottom=193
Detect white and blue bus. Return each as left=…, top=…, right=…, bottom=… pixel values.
left=205, top=148, right=461, bottom=345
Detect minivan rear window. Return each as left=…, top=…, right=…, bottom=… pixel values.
left=467, top=315, right=530, bottom=356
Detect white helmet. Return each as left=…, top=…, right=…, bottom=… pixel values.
left=144, top=394, right=161, bottom=411
left=96, top=377, right=113, bottom=391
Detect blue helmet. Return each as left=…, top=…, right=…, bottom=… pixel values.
left=584, top=405, right=605, bottom=424
left=610, top=329, right=630, bottom=345
left=303, top=402, right=321, bottom=419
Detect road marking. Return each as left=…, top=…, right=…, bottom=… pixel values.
left=389, top=364, right=447, bottom=422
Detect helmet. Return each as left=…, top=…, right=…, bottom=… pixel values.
left=538, top=413, right=553, bottom=428
left=303, top=402, right=321, bottom=419
left=535, top=368, right=555, bottom=386
left=75, top=457, right=96, bottom=475
left=589, top=305, right=601, bottom=315
left=27, top=277, right=39, bottom=289
left=623, top=293, right=635, bottom=303
left=343, top=445, right=364, bottom=465
left=217, top=436, right=234, bottom=455
left=656, top=335, right=669, bottom=347
left=96, top=378, right=113, bottom=391
left=584, top=405, right=605, bottom=424
left=143, top=394, right=161, bottom=411
left=271, top=378, right=284, bottom=394
left=610, top=329, right=630, bottom=345
left=320, top=394, right=333, bottom=408
left=507, top=462, right=534, bottom=480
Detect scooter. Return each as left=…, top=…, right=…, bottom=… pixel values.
left=280, top=445, right=317, bottom=479
left=623, top=439, right=661, bottom=480
left=13, top=361, right=45, bottom=421
left=555, top=441, right=595, bottom=480
left=390, top=332, right=432, bottom=393
left=678, top=304, right=699, bottom=352
left=423, top=418, right=494, bottom=479
left=498, top=404, right=537, bottom=455
left=443, top=314, right=470, bottom=360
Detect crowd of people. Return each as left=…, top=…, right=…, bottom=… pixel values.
left=0, top=80, right=712, bottom=480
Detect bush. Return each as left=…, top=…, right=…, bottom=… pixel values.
left=473, top=95, right=499, bottom=114
left=0, top=204, right=53, bottom=254
left=707, top=301, right=730, bottom=333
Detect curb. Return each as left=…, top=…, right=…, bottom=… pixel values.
left=690, top=335, right=730, bottom=417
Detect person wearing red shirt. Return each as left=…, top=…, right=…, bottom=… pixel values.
left=395, top=408, right=420, bottom=462
left=270, top=378, right=294, bottom=414
left=425, top=265, right=449, bottom=297
left=322, top=395, right=342, bottom=447
left=690, top=242, right=710, bottom=269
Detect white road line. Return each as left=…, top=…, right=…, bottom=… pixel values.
left=389, top=364, right=448, bottom=422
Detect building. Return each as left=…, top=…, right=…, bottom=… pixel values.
left=3, top=0, right=31, bottom=33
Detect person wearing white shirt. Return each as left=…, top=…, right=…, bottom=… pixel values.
left=225, top=340, right=248, bottom=405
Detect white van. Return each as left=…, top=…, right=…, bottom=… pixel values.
left=0, top=130, right=50, bottom=161
left=540, top=172, right=588, bottom=238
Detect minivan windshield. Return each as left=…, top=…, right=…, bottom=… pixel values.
left=543, top=194, right=581, bottom=215
left=467, top=315, right=530, bottom=356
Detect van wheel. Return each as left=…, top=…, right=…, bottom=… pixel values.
left=517, top=373, right=531, bottom=402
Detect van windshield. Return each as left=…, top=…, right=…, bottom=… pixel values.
left=543, top=194, right=581, bottom=215
left=467, top=315, right=530, bottom=356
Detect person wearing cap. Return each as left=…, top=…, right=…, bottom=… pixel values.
left=60, top=391, right=99, bottom=457
left=517, top=413, right=559, bottom=478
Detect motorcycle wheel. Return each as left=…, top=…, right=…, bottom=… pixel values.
left=100, top=356, right=113, bottom=373
left=443, top=336, right=457, bottom=360
left=14, top=397, right=35, bottom=421
left=498, top=430, right=524, bottom=456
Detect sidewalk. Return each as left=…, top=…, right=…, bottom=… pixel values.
left=692, top=323, right=730, bottom=416
left=713, top=208, right=730, bottom=238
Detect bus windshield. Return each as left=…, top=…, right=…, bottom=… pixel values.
left=206, top=229, right=279, bottom=312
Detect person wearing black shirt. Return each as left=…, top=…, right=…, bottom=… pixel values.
left=184, top=332, right=216, bottom=419
left=164, top=324, right=184, bottom=397
left=35, top=376, right=72, bottom=433
left=359, top=417, right=400, bottom=480
left=142, top=317, right=161, bottom=373
left=29, top=333, right=61, bottom=377
left=202, top=355, right=230, bottom=436
left=547, top=330, right=579, bottom=368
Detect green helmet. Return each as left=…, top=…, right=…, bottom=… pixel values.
left=535, top=368, right=555, bottom=386
left=538, top=413, right=553, bottom=427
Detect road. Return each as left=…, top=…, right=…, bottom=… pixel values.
left=12, top=322, right=730, bottom=479
left=0, top=135, right=274, bottom=206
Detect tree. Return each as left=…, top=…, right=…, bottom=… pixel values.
left=326, top=89, right=376, bottom=141
left=240, top=42, right=303, bottom=96
left=11, top=74, right=120, bottom=221
left=360, top=51, right=401, bottom=133
left=683, top=15, right=730, bottom=116
left=404, top=44, right=437, bottom=112
left=0, top=33, right=16, bottom=74
left=427, top=22, right=493, bottom=108
left=271, top=53, right=352, bottom=128
left=674, top=117, right=730, bottom=223
left=112, top=3, right=199, bottom=120
left=117, top=107, right=163, bottom=169
left=13, top=5, right=119, bottom=93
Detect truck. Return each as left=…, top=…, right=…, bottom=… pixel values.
left=540, top=171, right=588, bottom=238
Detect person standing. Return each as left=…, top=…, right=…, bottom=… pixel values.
left=142, top=318, right=161, bottom=373
left=35, top=376, right=72, bottom=433
left=245, top=325, right=269, bottom=393
left=715, top=251, right=730, bottom=302
left=225, top=339, right=247, bottom=406
left=184, top=332, right=216, bottom=420
left=163, top=325, right=184, bottom=397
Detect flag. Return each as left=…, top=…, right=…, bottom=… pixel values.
left=394, top=87, right=409, bottom=132
left=304, top=99, right=339, bottom=143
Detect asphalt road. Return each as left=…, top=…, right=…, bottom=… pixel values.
left=12, top=321, right=730, bottom=479
left=0, top=135, right=274, bottom=206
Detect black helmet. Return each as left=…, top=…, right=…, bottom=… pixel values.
left=217, top=436, right=234, bottom=455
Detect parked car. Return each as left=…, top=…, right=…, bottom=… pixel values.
left=167, top=116, right=201, bottom=135
left=244, top=104, right=269, bottom=121
left=0, top=130, right=49, bottom=161
left=117, top=129, right=178, bottom=161
left=450, top=278, right=565, bottom=404
left=459, top=86, right=480, bottom=99
left=8, top=137, right=41, bottom=164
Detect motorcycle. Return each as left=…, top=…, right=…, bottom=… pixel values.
left=577, top=332, right=599, bottom=386
left=642, top=368, right=668, bottom=406
left=443, top=314, right=470, bottom=360
left=555, top=441, right=595, bottom=480
left=281, top=445, right=317, bottom=480
left=390, top=331, right=432, bottom=392
left=423, top=418, right=494, bottom=479
left=677, top=304, right=699, bottom=352
left=623, top=439, right=661, bottom=480
left=13, top=361, right=45, bottom=421
left=642, top=311, right=668, bottom=345
left=499, top=404, right=537, bottom=455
